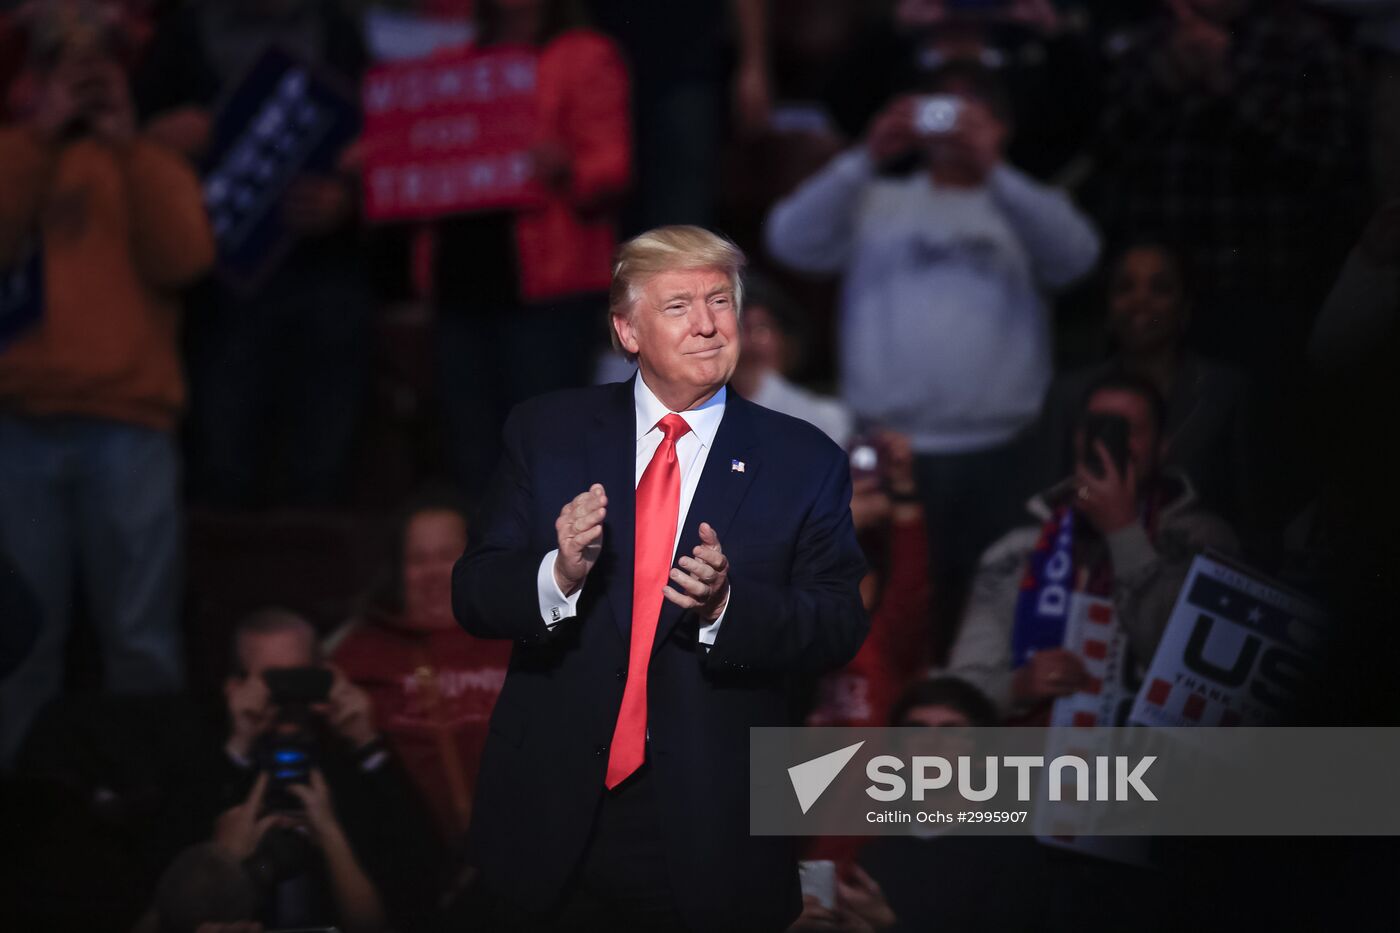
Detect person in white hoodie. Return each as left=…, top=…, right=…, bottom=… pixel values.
left=765, top=61, right=1101, bottom=614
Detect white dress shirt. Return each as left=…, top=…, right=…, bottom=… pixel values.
left=536, top=374, right=730, bottom=644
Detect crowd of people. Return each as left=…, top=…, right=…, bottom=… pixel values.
left=1, top=0, right=1397, bottom=930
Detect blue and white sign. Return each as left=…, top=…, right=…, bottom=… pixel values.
left=202, top=46, right=360, bottom=292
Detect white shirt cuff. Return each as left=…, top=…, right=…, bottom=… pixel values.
left=698, top=588, right=730, bottom=646
left=538, top=552, right=726, bottom=643
left=538, top=549, right=583, bottom=628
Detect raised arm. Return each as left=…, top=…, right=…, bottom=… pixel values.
left=122, top=139, right=216, bottom=289
left=988, top=164, right=1102, bottom=291
left=765, top=147, right=873, bottom=274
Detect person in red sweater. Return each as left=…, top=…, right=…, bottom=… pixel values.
left=330, top=492, right=512, bottom=842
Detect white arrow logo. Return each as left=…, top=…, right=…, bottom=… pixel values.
left=788, top=741, right=865, bottom=814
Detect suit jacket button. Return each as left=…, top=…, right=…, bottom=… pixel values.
left=594, top=744, right=608, bottom=756
left=615, top=667, right=626, bottom=682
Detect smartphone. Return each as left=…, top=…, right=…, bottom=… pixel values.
left=798, top=859, right=837, bottom=910
left=259, top=666, right=331, bottom=811
left=1080, top=413, right=1130, bottom=478
left=258, top=728, right=317, bottom=811
left=913, top=95, right=963, bottom=136
left=848, top=436, right=881, bottom=478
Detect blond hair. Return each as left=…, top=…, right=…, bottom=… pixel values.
left=608, top=225, right=747, bottom=358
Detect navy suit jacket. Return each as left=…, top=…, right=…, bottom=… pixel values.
left=453, top=377, right=869, bottom=932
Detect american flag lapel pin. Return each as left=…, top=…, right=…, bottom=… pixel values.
left=730, top=459, right=745, bottom=473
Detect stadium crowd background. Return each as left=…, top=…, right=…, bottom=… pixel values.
left=0, top=0, right=1397, bottom=930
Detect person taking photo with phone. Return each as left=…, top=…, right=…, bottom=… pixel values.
left=1033, top=239, right=1257, bottom=530
left=766, top=61, right=1102, bottom=636
left=942, top=372, right=1236, bottom=721
left=821, top=0, right=1101, bottom=182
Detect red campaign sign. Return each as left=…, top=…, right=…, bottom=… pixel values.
left=361, top=45, right=544, bottom=221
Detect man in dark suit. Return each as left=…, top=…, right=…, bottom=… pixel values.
left=453, top=226, right=869, bottom=931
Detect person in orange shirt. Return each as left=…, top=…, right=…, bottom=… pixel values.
left=0, top=3, right=215, bottom=766
left=329, top=491, right=512, bottom=844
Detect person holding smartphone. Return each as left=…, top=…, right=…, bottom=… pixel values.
left=820, top=0, right=1101, bottom=182
left=942, top=372, right=1237, bottom=721
left=767, top=61, right=1102, bottom=648
left=1033, top=239, right=1256, bottom=529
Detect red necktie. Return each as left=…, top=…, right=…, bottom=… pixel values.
left=606, top=413, right=691, bottom=788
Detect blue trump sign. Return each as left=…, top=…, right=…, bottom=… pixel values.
left=203, top=46, right=359, bottom=292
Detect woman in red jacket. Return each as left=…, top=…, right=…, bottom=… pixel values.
left=330, top=492, right=513, bottom=842
left=434, top=0, right=631, bottom=503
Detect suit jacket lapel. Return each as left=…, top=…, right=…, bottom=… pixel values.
left=654, top=389, right=760, bottom=655
left=586, top=378, right=637, bottom=641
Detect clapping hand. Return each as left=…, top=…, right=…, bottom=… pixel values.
left=554, top=484, right=608, bottom=596
left=664, top=522, right=730, bottom=622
